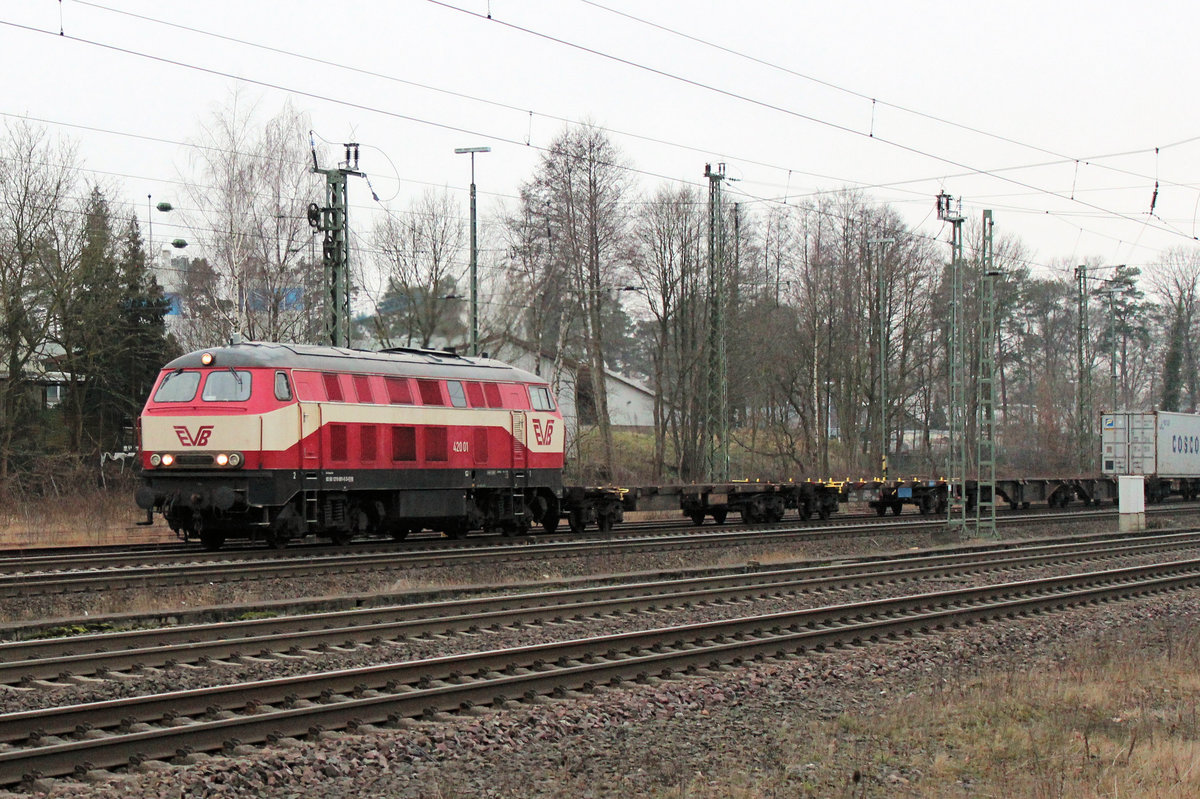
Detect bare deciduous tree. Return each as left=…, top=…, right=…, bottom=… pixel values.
left=177, top=92, right=321, bottom=348
left=368, top=189, right=466, bottom=349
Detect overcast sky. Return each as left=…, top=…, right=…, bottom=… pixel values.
left=3, top=0, right=1199, bottom=285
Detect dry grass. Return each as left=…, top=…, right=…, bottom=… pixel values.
left=766, top=618, right=1200, bottom=798
left=0, top=484, right=173, bottom=550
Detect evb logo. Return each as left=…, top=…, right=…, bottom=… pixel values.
left=532, top=419, right=555, bottom=446
left=174, top=425, right=214, bottom=446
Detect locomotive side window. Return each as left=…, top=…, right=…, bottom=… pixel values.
left=529, top=386, right=555, bottom=411
left=153, top=370, right=200, bottom=402
left=274, top=371, right=292, bottom=401
left=483, top=382, right=503, bottom=408
left=447, top=381, right=468, bottom=408
left=385, top=377, right=413, bottom=404
left=352, top=374, right=375, bottom=403
left=426, top=427, right=448, bottom=461
left=417, top=379, right=445, bottom=406
left=391, top=426, right=417, bottom=461
left=504, top=384, right=531, bottom=409
left=202, top=370, right=252, bottom=402
left=465, top=382, right=485, bottom=407
left=329, top=424, right=348, bottom=461
left=322, top=373, right=344, bottom=402
left=360, top=424, right=377, bottom=462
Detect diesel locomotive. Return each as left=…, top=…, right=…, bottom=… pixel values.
left=135, top=342, right=565, bottom=550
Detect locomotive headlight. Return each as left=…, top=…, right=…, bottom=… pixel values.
left=160, top=453, right=175, bottom=467
left=149, top=453, right=162, bottom=467
left=200, top=352, right=214, bottom=366
left=215, top=453, right=230, bottom=466
left=228, top=452, right=243, bottom=467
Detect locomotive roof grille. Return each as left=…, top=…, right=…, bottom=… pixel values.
left=161, top=341, right=546, bottom=384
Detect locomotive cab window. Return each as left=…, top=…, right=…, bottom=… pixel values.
left=274, top=371, right=292, bottom=401
left=153, top=370, right=200, bottom=402
left=529, top=386, right=555, bottom=411
left=202, top=369, right=252, bottom=402
left=447, top=381, right=468, bottom=408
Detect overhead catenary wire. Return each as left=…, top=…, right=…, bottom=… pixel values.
left=426, top=0, right=1198, bottom=244
left=6, top=8, right=1197, bottom=250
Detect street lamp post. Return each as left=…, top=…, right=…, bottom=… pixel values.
left=454, top=146, right=491, bottom=357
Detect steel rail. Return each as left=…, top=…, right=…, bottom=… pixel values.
left=8, top=501, right=1190, bottom=576
left=2, top=558, right=1199, bottom=786
left=0, top=508, right=1166, bottom=599
left=4, top=532, right=1200, bottom=685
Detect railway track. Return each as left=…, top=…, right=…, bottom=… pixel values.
left=3, top=553, right=1198, bottom=786
left=3, top=530, right=1199, bottom=688
left=0, top=507, right=1174, bottom=600
left=8, top=499, right=1192, bottom=576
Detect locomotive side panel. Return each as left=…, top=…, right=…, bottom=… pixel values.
left=137, top=342, right=566, bottom=547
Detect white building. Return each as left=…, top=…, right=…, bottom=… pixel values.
left=484, top=336, right=657, bottom=442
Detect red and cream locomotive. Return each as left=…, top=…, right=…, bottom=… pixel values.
left=135, top=342, right=565, bottom=549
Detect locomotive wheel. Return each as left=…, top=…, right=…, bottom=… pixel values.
left=712, top=508, right=728, bottom=525
left=689, top=509, right=706, bottom=526
left=568, top=509, right=586, bottom=534
left=199, top=529, right=225, bottom=552
left=539, top=495, right=561, bottom=535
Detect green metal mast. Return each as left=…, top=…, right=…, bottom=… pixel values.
left=976, top=210, right=998, bottom=537
left=1074, top=264, right=1093, bottom=471
left=705, top=162, right=728, bottom=482
left=309, top=141, right=363, bottom=348
left=937, top=193, right=967, bottom=533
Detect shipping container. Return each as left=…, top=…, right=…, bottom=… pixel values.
left=1101, top=410, right=1200, bottom=478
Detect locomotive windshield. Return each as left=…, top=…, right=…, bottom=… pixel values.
left=202, top=369, right=253, bottom=401
left=153, top=370, right=200, bottom=402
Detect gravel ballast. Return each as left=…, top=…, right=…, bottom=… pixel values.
left=5, top=516, right=1199, bottom=797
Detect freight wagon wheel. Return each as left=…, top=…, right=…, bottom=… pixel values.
left=797, top=505, right=811, bottom=521
left=444, top=523, right=468, bottom=540
left=875, top=504, right=887, bottom=517
left=891, top=502, right=903, bottom=516
left=817, top=505, right=831, bottom=521
left=712, top=508, right=728, bottom=525
left=689, top=509, right=706, bottom=526
left=382, top=522, right=410, bottom=541
left=597, top=512, right=614, bottom=534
